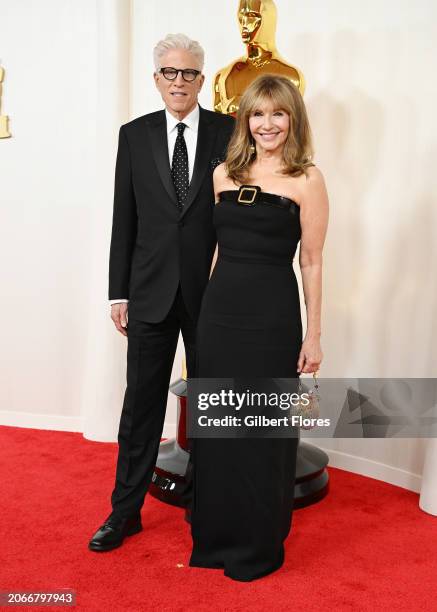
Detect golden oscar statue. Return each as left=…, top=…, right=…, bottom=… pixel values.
left=213, top=0, right=305, bottom=114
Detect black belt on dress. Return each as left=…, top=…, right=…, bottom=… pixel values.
left=218, top=185, right=299, bottom=212
left=219, top=247, right=293, bottom=267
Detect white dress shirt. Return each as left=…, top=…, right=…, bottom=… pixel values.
left=165, top=104, right=199, bottom=183
left=109, top=104, right=200, bottom=306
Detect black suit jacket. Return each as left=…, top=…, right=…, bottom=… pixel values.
left=108, top=105, right=235, bottom=323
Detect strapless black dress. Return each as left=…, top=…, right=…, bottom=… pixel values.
left=188, top=186, right=302, bottom=581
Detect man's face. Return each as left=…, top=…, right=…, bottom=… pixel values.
left=154, top=48, right=205, bottom=120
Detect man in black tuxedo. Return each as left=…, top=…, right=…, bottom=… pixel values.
left=88, top=34, right=234, bottom=551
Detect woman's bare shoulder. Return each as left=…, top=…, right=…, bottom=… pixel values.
left=299, top=164, right=329, bottom=209
left=213, top=163, right=237, bottom=196
left=303, top=164, right=326, bottom=184
left=213, top=162, right=228, bottom=181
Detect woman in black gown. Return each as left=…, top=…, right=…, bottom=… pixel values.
left=188, top=75, right=329, bottom=581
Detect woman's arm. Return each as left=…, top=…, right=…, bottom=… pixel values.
left=209, top=245, right=218, bottom=278
left=209, top=163, right=228, bottom=278
left=297, top=166, right=329, bottom=373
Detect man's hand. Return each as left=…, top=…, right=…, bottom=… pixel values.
left=111, top=303, right=128, bottom=337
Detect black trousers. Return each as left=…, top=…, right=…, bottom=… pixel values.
left=110, top=284, right=197, bottom=518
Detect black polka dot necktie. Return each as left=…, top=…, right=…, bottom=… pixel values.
left=171, top=122, right=189, bottom=209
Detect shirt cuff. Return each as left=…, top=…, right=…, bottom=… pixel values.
left=109, top=299, right=129, bottom=305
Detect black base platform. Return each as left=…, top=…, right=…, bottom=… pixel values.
left=149, top=437, right=330, bottom=519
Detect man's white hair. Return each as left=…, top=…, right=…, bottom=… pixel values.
left=153, top=33, right=205, bottom=72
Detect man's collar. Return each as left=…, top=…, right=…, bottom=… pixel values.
left=165, top=104, right=200, bottom=133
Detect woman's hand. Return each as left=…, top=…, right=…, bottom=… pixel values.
left=297, top=336, right=323, bottom=374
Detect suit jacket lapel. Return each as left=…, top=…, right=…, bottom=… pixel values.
left=146, top=111, right=178, bottom=204
left=180, top=107, right=217, bottom=219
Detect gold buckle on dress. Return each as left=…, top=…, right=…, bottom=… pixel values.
left=237, top=186, right=258, bottom=205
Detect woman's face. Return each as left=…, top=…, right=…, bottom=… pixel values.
left=248, top=100, right=290, bottom=154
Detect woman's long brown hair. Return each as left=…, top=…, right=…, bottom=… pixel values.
left=225, top=74, right=315, bottom=183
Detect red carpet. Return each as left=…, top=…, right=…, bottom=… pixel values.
left=1, top=425, right=436, bottom=611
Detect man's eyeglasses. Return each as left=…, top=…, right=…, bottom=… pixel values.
left=159, top=67, right=201, bottom=82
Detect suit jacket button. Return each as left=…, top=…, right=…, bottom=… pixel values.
left=178, top=220, right=184, bottom=228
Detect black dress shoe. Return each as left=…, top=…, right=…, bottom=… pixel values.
left=88, top=512, right=142, bottom=552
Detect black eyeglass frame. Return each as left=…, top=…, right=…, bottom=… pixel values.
left=159, top=67, right=201, bottom=82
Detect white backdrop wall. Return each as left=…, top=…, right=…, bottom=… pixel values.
left=1, top=0, right=436, bottom=495
left=1, top=0, right=99, bottom=429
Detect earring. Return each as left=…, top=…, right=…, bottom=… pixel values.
left=249, top=142, right=256, bottom=155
